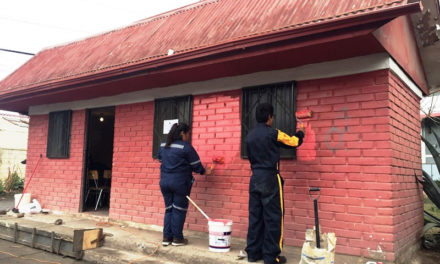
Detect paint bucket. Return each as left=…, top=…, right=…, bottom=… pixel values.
left=14, top=193, right=31, bottom=210
left=208, top=219, right=233, bottom=252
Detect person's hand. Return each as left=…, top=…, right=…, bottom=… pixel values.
left=298, top=122, right=306, bottom=134
left=205, top=165, right=214, bottom=176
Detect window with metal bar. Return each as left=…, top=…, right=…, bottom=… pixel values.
left=153, top=95, right=193, bottom=159
left=241, top=81, right=297, bottom=158
left=47, top=110, right=72, bottom=158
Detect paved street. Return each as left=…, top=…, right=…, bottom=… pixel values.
left=0, top=239, right=89, bottom=264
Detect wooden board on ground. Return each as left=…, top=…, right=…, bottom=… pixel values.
left=73, top=228, right=103, bottom=251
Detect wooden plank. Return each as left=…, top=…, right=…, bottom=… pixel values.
left=82, top=229, right=102, bottom=250
left=73, top=228, right=103, bottom=251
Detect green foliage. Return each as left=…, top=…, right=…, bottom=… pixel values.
left=5, top=170, right=24, bottom=192
left=11, top=171, right=24, bottom=190
left=0, top=179, right=4, bottom=194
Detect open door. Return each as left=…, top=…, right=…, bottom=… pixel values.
left=81, top=107, right=115, bottom=214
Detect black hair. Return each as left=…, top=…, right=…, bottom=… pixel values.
left=255, top=103, right=274, bottom=123
left=165, top=123, right=190, bottom=147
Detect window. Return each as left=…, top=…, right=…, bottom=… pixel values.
left=47, top=110, right=72, bottom=158
left=153, top=95, right=193, bottom=158
left=241, top=81, right=297, bottom=158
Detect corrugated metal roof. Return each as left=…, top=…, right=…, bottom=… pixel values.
left=0, top=0, right=416, bottom=94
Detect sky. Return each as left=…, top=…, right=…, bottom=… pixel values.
left=0, top=0, right=198, bottom=82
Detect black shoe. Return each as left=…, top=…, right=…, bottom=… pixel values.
left=172, top=238, right=188, bottom=246
left=162, top=237, right=173, bottom=246
left=248, top=257, right=262, bottom=262
left=264, top=256, right=286, bottom=264
left=274, top=256, right=287, bottom=264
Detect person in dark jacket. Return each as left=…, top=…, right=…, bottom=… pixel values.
left=158, top=123, right=212, bottom=246
left=245, top=103, right=305, bottom=264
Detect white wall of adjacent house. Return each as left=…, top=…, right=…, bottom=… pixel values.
left=0, top=111, right=28, bottom=181
left=421, top=94, right=440, bottom=180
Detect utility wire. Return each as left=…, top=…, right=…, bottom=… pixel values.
left=0, top=48, right=34, bottom=56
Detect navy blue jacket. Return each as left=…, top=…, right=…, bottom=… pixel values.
left=158, top=140, right=205, bottom=181
left=246, top=123, right=305, bottom=172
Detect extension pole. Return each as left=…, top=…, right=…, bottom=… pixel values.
left=186, top=195, right=210, bottom=221
left=309, top=187, right=321, bottom=248
left=313, top=198, right=320, bottom=248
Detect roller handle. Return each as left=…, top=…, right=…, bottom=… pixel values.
left=186, top=195, right=211, bottom=221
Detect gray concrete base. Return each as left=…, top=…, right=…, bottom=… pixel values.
left=0, top=212, right=417, bottom=264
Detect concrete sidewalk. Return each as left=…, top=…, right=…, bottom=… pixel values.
left=0, top=212, right=384, bottom=264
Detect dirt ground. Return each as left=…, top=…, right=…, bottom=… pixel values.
left=412, top=249, right=440, bottom=264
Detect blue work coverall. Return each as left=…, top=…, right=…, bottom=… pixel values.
left=245, top=123, right=304, bottom=264
left=158, top=140, right=205, bottom=239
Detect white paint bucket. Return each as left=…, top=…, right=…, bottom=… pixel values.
left=14, top=193, right=31, bottom=210
left=208, top=219, right=233, bottom=252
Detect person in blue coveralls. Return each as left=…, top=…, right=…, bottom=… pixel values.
left=158, top=122, right=212, bottom=246
left=245, top=103, right=305, bottom=264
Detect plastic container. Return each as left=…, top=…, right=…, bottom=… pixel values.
left=208, top=219, right=233, bottom=252
left=14, top=193, right=31, bottom=210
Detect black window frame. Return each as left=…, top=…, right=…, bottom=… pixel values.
left=241, top=81, right=297, bottom=159
left=152, top=95, right=193, bottom=159
left=46, top=110, right=72, bottom=159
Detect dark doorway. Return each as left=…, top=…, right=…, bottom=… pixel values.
left=82, top=107, right=115, bottom=214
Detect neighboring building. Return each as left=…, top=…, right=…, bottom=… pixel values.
left=421, top=94, right=440, bottom=180
left=0, top=111, right=28, bottom=181
left=418, top=0, right=440, bottom=181
left=0, top=0, right=439, bottom=262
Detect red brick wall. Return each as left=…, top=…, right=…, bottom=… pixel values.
left=24, top=69, right=422, bottom=261
left=388, top=72, right=423, bottom=260
left=25, top=110, right=85, bottom=212
left=289, top=70, right=398, bottom=260
left=110, top=102, right=163, bottom=224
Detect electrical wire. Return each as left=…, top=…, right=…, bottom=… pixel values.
left=0, top=48, right=35, bottom=56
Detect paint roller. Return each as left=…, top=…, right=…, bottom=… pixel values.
left=296, top=109, right=312, bottom=129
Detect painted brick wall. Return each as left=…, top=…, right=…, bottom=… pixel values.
left=110, top=102, right=162, bottom=224
left=287, top=70, right=398, bottom=260
left=388, top=72, right=423, bottom=260
left=108, top=70, right=422, bottom=261
left=25, top=110, right=85, bottom=212
left=23, top=69, right=422, bottom=261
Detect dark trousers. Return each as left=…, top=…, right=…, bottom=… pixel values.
left=245, top=170, right=284, bottom=264
left=160, top=175, right=192, bottom=239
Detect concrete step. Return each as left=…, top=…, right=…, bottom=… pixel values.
left=83, top=246, right=184, bottom=264
left=102, top=229, right=246, bottom=264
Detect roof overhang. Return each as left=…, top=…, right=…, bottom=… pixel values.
left=0, top=1, right=422, bottom=114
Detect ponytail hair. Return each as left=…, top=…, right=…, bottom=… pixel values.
left=165, top=123, right=190, bottom=147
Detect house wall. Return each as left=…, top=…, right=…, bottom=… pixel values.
left=106, top=69, right=422, bottom=261
left=24, top=69, right=422, bottom=261
left=388, top=72, right=423, bottom=260
left=0, top=149, right=27, bottom=180
left=0, top=114, right=28, bottom=180
left=25, top=110, right=85, bottom=212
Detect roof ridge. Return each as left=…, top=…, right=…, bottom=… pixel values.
left=39, top=0, right=221, bottom=53
left=133, top=0, right=220, bottom=25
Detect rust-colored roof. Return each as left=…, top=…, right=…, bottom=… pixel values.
left=0, top=0, right=420, bottom=96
